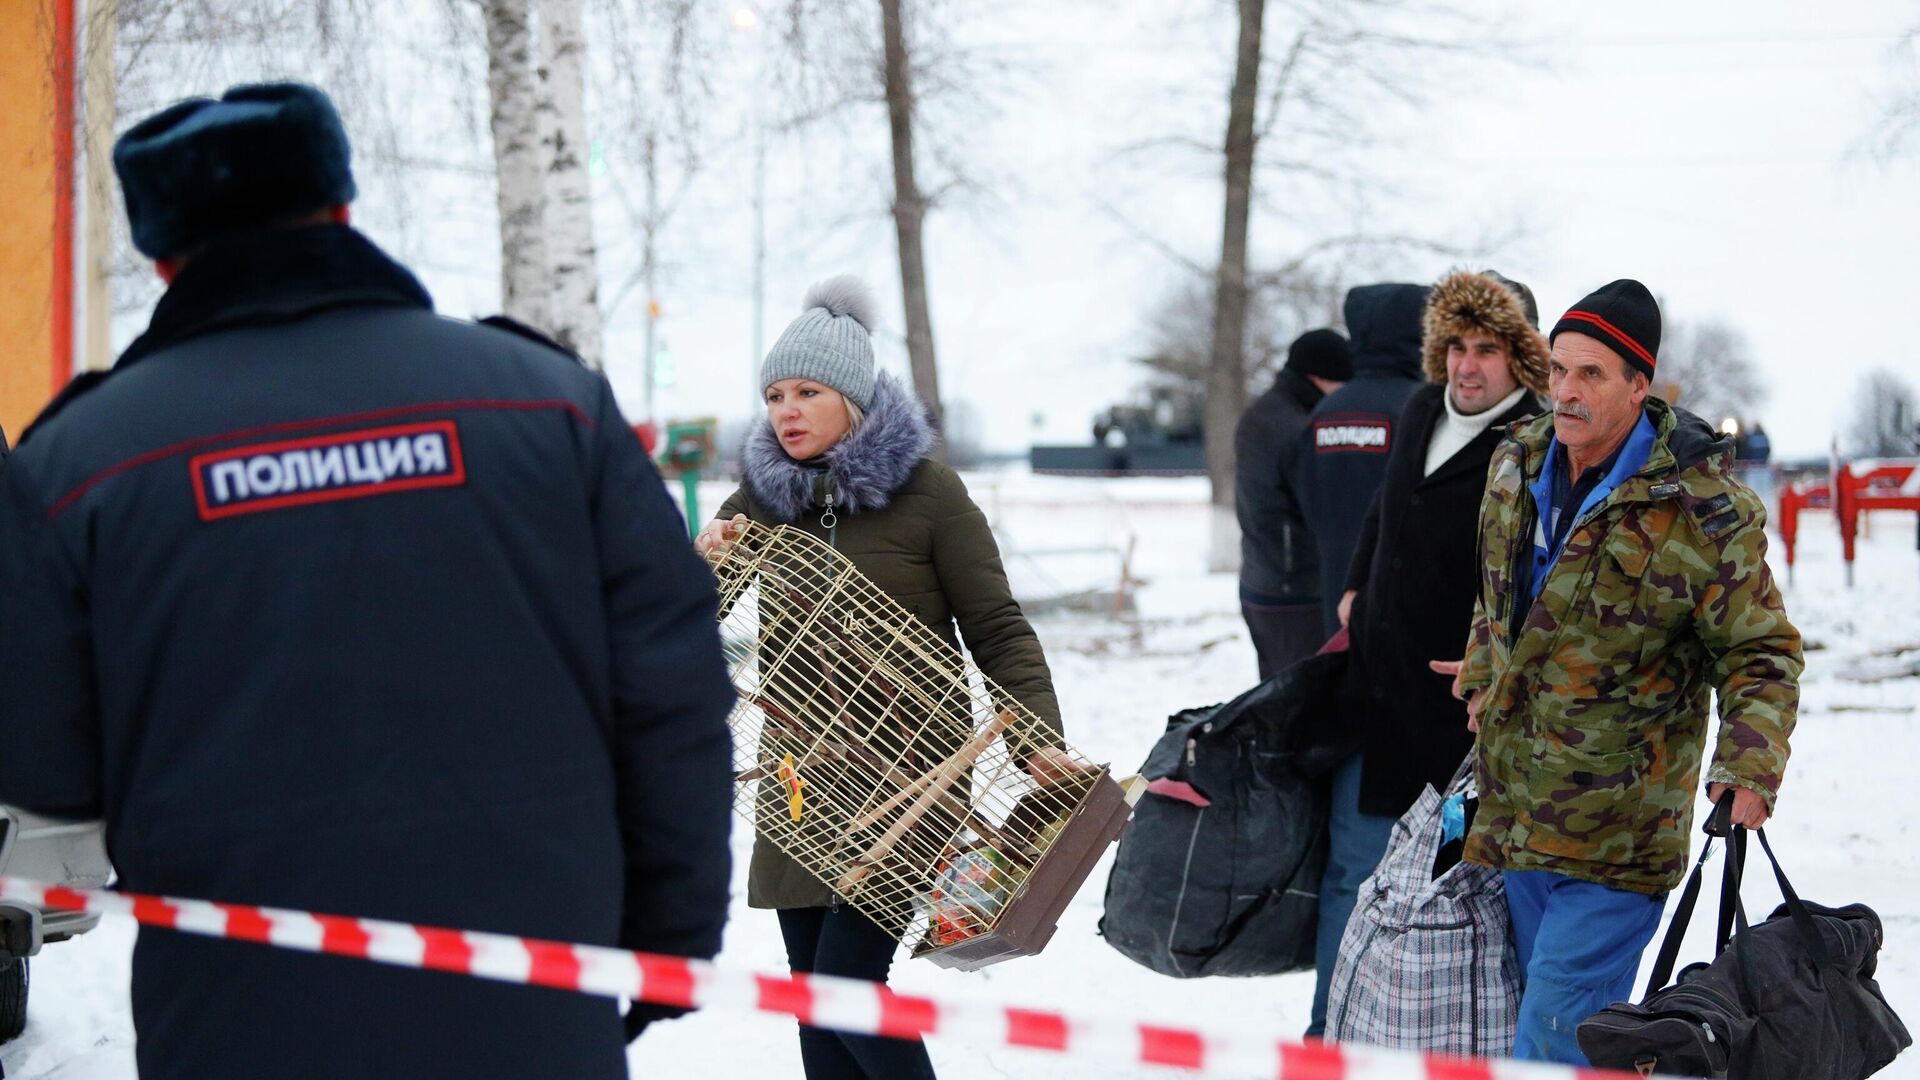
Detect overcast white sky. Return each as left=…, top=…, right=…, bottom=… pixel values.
left=113, top=0, right=1920, bottom=461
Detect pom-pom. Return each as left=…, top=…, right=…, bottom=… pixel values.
left=800, top=274, right=880, bottom=333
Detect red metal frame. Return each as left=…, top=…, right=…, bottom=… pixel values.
left=1778, top=458, right=1919, bottom=586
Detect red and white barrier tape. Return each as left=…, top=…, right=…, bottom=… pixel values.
left=0, top=875, right=1646, bottom=1079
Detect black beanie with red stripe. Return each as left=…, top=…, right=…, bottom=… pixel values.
left=1550, top=279, right=1660, bottom=380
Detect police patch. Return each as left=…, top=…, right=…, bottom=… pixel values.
left=1312, top=418, right=1391, bottom=453
left=191, top=420, right=466, bottom=521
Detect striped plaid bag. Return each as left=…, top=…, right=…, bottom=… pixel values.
left=1325, top=759, right=1519, bottom=1057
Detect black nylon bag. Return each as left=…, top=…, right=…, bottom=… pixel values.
left=1097, top=650, right=1351, bottom=977
left=1578, top=798, right=1910, bottom=1078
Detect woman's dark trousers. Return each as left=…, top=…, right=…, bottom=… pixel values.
left=776, top=906, right=937, bottom=1079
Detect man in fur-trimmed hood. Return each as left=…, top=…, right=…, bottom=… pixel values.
left=1311, top=270, right=1547, bottom=1038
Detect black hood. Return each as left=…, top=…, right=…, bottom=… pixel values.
left=1343, top=283, right=1428, bottom=378
left=1663, top=401, right=1736, bottom=473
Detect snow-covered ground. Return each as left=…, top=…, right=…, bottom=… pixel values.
left=8, top=470, right=1918, bottom=1078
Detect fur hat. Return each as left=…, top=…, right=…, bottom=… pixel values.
left=760, top=275, right=881, bottom=409
left=1420, top=269, right=1550, bottom=395
left=114, top=82, right=357, bottom=260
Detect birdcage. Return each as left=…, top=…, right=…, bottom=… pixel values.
left=707, top=521, right=1134, bottom=970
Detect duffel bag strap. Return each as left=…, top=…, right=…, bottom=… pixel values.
left=1644, top=794, right=1833, bottom=1007
left=1754, top=828, right=1836, bottom=970
left=1721, top=826, right=1763, bottom=1013
left=1714, top=816, right=1745, bottom=957
left=1709, top=825, right=1837, bottom=1014
left=1641, top=798, right=1729, bottom=999
left=1643, top=794, right=1761, bottom=1003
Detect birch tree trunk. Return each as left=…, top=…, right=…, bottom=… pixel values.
left=878, top=0, right=945, bottom=445
left=1205, top=0, right=1264, bottom=572
left=480, top=0, right=550, bottom=333
left=535, top=0, right=603, bottom=368
left=82, top=0, right=117, bottom=373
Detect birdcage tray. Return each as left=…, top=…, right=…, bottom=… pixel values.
left=911, top=767, right=1132, bottom=971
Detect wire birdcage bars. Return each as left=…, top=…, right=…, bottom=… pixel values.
left=707, top=521, right=1132, bottom=969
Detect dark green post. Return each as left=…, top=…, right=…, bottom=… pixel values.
left=681, top=471, right=700, bottom=539
left=660, top=417, right=718, bottom=540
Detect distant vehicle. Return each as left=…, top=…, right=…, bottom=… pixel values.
left=1030, top=387, right=1207, bottom=475
left=0, top=807, right=112, bottom=1043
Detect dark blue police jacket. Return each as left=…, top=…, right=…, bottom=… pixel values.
left=0, top=225, right=736, bottom=1079
left=1295, top=283, right=1429, bottom=636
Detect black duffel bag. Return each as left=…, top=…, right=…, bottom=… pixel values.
left=1098, top=648, right=1353, bottom=977
left=1578, top=796, right=1910, bottom=1078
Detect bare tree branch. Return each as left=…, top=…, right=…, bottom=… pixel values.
left=1845, top=368, right=1919, bottom=456
left=1658, top=315, right=1769, bottom=425
left=1086, top=195, right=1209, bottom=278
left=1253, top=27, right=1310, bottom=144
left=1860, top=24, right=1920, bottom=161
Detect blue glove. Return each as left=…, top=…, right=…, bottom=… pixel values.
left=1440, top=792, right=1467, bottom=844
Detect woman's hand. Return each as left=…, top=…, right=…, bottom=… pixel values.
left=694, top=514, right=749, bottom=558
left=1025, top=746, right=1094, bottom=787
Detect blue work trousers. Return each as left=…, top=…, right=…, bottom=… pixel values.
left=1503, top=869, right=1665, bottom=1064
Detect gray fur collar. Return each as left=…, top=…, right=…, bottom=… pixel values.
left=741, top=372, right=937, bottom=522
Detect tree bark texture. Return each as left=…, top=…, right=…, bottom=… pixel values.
left=480, top=0, right=550, bottom=334
left=1205, top=0, right=1264, bottom=569
left=535, top=0, right=603, bottom=368
left=878, top=0, right=945, bottom=446
left=82, top=0, right=116, bottom=373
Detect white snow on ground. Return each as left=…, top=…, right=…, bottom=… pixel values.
left=7, top=470, right=1918, bottom=1078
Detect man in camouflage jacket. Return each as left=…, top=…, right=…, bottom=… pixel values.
left=1448, top=280, right=1801, bottom=1064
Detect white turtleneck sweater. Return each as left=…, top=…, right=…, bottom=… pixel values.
left=1424, top=384, right=1530, bottom=476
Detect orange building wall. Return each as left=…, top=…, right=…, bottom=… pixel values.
left=0, top=0, right=73, bottom=444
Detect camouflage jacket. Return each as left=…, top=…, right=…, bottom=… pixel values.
left=1459, top=397, right=1801, bottom=894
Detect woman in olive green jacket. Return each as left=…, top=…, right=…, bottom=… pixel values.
left=695, top=276, right=1070, bottom=1080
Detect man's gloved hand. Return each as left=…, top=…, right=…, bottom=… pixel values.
left=623, top=1000, right=692, bottom=1042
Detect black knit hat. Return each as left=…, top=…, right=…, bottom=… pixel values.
left=1283, top=327, right=1353, bottom=381
left=1484, top=270, right=1540, bottom=329
left=1549, top=279, right=1661, bottom=380
left=114, top=82, right=357, bottom=260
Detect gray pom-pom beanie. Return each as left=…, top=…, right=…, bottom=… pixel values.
left=760, top=275, right=880, bottom=408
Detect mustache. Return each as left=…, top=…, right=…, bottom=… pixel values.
left=1555, top=402, right=1593, bottom=422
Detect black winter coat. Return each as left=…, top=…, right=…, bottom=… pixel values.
left=1296, top=283, right=1428, bottom=634
left=1234, top=369, right=1325, bottom=603
left=0, top=225, right=736, bottom=1079
left=1340, top=383, right=1539, bottom=816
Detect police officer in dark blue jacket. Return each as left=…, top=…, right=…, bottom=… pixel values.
left=1295, top=283, right=1430, bottom=638
left=1292, top=280, right=1427, bottom=1038
left=0, top=83, right=735, bottom=1079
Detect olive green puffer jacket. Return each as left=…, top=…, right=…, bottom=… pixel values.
left=716, top=374, right=1061, bottom=909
